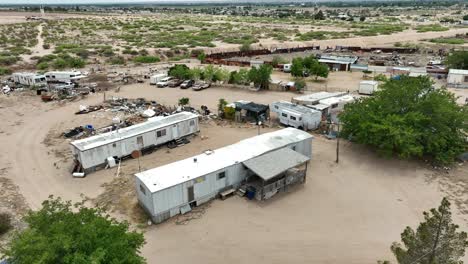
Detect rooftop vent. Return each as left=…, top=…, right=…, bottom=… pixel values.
left=204, top=150, right=214, bottom=155
left=193, top=158, right=197, bottom=163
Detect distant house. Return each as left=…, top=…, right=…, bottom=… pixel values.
left=447, top=69, right=468, bottom=88
left=318, top=55, right=359, bottom=71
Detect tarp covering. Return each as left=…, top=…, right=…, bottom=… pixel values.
left=243, top=148, right=309, bottom=181
left=235, top=102, right=269, bottom=113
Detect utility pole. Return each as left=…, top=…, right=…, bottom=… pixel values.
left=336, top=122, right=340, bottom=163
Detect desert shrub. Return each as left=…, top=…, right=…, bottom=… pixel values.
left=429, top=38, right=465, bottom=45
left=0, top=66, right=11, bottom=75
left=416, top=24, right=448, bottom=33
left=108, top=56, right=126, bottom=65
left=0, top=55, right=19, bottom=66
left=36, top=62, right=49, bottom=70
left=133, top=56, right=160, bottom=63
left=42, top=43, right=50, bottom=49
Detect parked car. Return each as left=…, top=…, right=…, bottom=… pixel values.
left=156, top=77, right=173, bottom=88
left=192, top=81, right=211, bottom=91
left=180, top=79, right=194, bottom=89
left=168, top=79, right=183, bottom=88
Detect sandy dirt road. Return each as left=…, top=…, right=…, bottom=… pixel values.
left=0, top=82, right=466, bottom=263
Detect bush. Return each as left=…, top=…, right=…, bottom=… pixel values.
left=108, top=56, right=126, bottom=65
left=0, top=67, right=11, bottom=75
left=0, top=212, right=12, bottom=235
left=42, top=43, right=50, bottom=49
left=0, top=56, right=19, bottom=66
left=36, top=62, right=49, bottom=70
left=133, top=56, right=160, bottom=63
left=239, top=42, right=251, bottom=52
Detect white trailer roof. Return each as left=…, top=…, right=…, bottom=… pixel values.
left=360, top=80, right=378, bottom=85
left=448, top=69, right=468, bottom=75
left=136, top=128, right=313, bottom=193
left=272, top=101, right=320, bottom=115
left=293, top=92, right=347, bottom=104
left=319, top=95, right=354, bottom=106
left=71, top=112, right=198, bottom=151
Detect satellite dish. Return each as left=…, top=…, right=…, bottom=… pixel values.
left=131, top=150, right=142, bottom=159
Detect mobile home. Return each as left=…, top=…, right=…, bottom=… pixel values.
left=292, top=91, right=347, bottom=106
left=358, top=80, right=379, bottom=95
left=447, top=69, right=468, bottom=88
left=318, top=95, right=354, bottom=122
left=135, top=128, right=313, bottom=223
left=45, top=71, right=84, bottom=83
left=12, top=72, right=47, bottom=87
left=70, top=112, right=199, bottom=175
left=271, top=101, right=321, bottom=131
left=149, top=73, right=167, bottom=85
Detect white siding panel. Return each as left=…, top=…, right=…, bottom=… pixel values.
left=135, top=178, right=153, bottom=215
left=153, top=184, right=186, bottom=215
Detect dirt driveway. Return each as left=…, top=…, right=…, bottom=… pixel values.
left=0, top=83, right=466, bottom=264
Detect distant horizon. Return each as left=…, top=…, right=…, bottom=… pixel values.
left=0, top=0, right=448, bottom=6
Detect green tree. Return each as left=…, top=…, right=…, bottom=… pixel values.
left=463, top=15, right=468, bottom=21
left=218, top=98, right=228, bottom=112
left=446, top=51, right=468, bottom=70
left=168, top=64, right=192, bottom=80
left=179, top=97, right=190, bottom=106
left=248, top=64, right=272, bottom=90
left=271, top=56, right=286, bottom=67
left=294, top=77, right=307, bottom=91
left=291, top=57, right=304, bottom=77
left=190, top=67, right=203, bottom=80
left=390, top=198, right=468, bottom=264
left=228, top=68, right=249, bottom=85
left=314, top=10, right=325, bottom=20
left=3, top=196, right=146, bottom=264
left=340, top=76, right=467, bottom=164
left=310, top=62, right=329, bottom=80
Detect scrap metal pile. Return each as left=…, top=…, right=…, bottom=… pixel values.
left=64, top=97, right=207, bottom=140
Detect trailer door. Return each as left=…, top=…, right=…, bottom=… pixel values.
left=172, top=124, right=179, bottom=139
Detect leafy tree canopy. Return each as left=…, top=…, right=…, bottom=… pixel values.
left=169, top=64, right=192, bottom=80
left=446, top=51, right=468, bottom=70
left=3, top=196, right=146, bottom=264
left=248, top=64, right=272, bottom=90
left=390, top=197, right=468, bottom=264
left=340, top=76, right=467, bottom=164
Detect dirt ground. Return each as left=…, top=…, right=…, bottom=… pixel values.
left=0, top=79, right=467, bottom=263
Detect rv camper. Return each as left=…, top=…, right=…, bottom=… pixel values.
left=45, top=71, right=84, bottom=83
left=149, top=73, right=167, bottom=85
left=70, top=112, right=199, bottom=175
left=271, top=101, right=321, bottom=131
left=358, top=80, right=379, bottom=95
left=317, top=95, right=354, bottom=122
left=283, top=64, right=292, bottom=73
left=12, top=72, right=47, bottom=87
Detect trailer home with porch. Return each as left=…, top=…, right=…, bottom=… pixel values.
left=70, top=112, right=199, bottom=175
left=135, top=128, right=313, bottom=224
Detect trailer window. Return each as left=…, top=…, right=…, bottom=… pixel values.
left=156, top=129, right=166, bottom=138
left=290, top=116, right=297, bottom=121
left=331, top=103, right=338, bottom=109
left=281, top=113, right=287, bottom=117
left=274, top=105, right=279, bottom=109
left=112, top=143, right=116, bottom=148
left=299, top=117, right=302, bottom=121
left=139, top=184, right=146, bottom=195
left=189, top=120, right=195, bottom=126
left=217, top=171, right=226, bottom=180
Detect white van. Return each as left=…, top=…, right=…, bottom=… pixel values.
left=150, top=73, right=167, bottom=85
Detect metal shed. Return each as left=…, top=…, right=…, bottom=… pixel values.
left=135, top=128, right=313, bottom=223
left=70, top=112, right=199, bottom=174
left=447, top=69, right=468, bottom=88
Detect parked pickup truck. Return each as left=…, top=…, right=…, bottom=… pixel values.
left=156, top=77, right=173, bottom=88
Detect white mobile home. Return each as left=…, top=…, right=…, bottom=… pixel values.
left=12, top=72, right=47, bottom=87
left=45, top=71, right=84, bottom=83
left=292, top=91, right=347, bottom=106
left=149, top=73, right=167, bottom=85
left=135, top=128, right=313, bottom=223
left=447, top=69, right=468, bottom=88
left=271, top=101, right=322, bottom=131
left=318, top=95, right=354, bottom=122
left=358, top=80, right=379, bottom=95
left=70, top=112, right=199, bottom=174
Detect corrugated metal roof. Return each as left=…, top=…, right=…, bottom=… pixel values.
left=449, top=69, right=468, bottom=75
left=71, top=112, right=198, bottom=151
left=242, top=148, right=309, bottom=181
left=136, top=128, right=313, bottom=193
